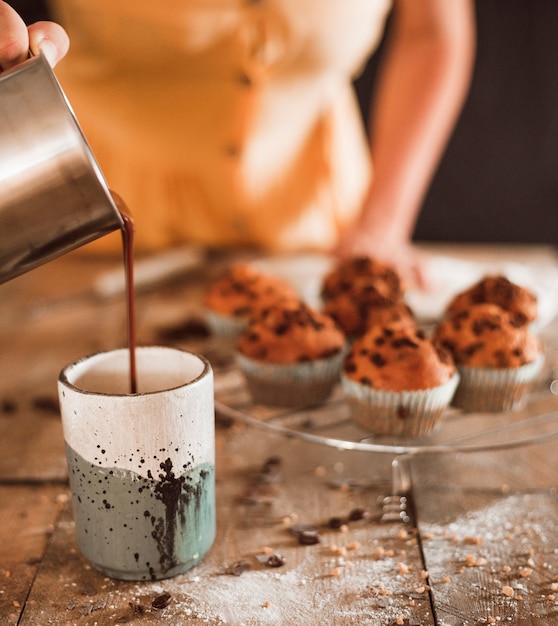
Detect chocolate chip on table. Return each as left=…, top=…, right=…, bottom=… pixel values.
left=155, top=317, right=210, bottom=342
left=129, top=602, right=146, bottom=616
left=1, top=398, right=17, bottom=414
left=348, top=507, right=368, bottom=522
left=225, top=559, right=251, bottom=576
left=287, top=522, right=321, bottom=545
left=297, top=529, right=321, bottom=545
left=264, top=553, right=286, bottom=568
left=327, top=516, right=345, bottom=530
left=151, top=592, right=172, bottom=610
left=32, top=395, right=59, bottom=415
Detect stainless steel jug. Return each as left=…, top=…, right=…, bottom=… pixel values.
left=0, top=53, right=124, bottom=284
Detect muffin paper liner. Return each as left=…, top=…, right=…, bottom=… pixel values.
left=341, top=372, right=460, bottom=438
left=236, top=350, right=345, bottom=407
left=452, top=354, right=545, bottom=412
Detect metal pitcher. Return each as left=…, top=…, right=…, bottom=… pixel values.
left=0, top=53, right=124, bottom=284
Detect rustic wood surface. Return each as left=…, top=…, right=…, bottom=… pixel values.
left=0, top=244, right=557, bottom=625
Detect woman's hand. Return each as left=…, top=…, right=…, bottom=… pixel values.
left=0, top=1, right=69, bottom=72
left=335, top=218, right=430, bottom=291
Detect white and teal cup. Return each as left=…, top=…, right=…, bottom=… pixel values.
left=58, top=347, right=215, bottom=581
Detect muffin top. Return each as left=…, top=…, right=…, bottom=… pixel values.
left=343, top=322, right=456, bottom=391
left=321, top=256, right=403, bottom=302
left=323, top=286, right=415, bottom=337
left=237, top=302, right=346, bottom=364
left=446, top=274, right=538, bottom=327
left=204, top=263, right=299, bottom=319
left=433, top=303, right=541, bottom=368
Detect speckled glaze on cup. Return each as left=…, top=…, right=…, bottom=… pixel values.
left=58, top=347, right=215, bottom=581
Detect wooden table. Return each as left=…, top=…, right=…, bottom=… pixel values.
left=1, top=244, right=557, bottom=626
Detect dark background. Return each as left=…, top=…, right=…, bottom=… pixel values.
left=13, top=0, right=558, bottom=245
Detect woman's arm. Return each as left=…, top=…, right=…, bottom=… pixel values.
left=337, top=0, right=476, bottom=286
left=0, top=0, right=68, bottom=71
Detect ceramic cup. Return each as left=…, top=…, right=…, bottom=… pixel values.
left=57, top=347, right=215, bottom=581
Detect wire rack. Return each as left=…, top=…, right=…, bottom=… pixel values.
left=214, top=331, right=558, bottom=457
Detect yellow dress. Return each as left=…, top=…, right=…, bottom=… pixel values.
left=50, top=0, right=391, bottom=254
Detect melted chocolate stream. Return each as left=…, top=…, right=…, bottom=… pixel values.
left=111, top=191, right=138, bottom=394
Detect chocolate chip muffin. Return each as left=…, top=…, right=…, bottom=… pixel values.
left=321, top=256, right=403, bottom=302
left=341, top=323, right=459, bottom=438
left=204, top=263, right=299, bottom=338
left=433, top=303, right=544, bottom=412
left=446, top=275, right=538, bottom=327
left=236, top=302, right=346, bottom=407
left=320, top=256, right=409, bottom=337
left=323, top=279, right=415, bottom=337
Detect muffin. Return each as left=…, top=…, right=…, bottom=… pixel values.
left=323, top=278, right=415, bottom=337
left=204, top=263, right=299, bottom=338
left=446, top=274, right=538, bottom=327
left=320, top=256, right=409, bottom=337
left=433, top=303, right=544, bottom=412
left=321, top=256, right=403, bottom=303
left=236, top=302, right=346, bottom=407
left=341, top=322, right=459, bottom=438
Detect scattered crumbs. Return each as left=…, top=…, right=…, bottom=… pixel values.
left=519, top=567, right=533, bottom=578
left=441, top=576, right=451, bottom=584
left=329, top=544, right=347, bottom=557
left=464, top=554, right=487, bottom=567
left=502, top=585, right=515, bottom=598
left=55, top=493, right=69, bottom=505
left=282, top=512, right=299, bottom=525
left=396, top=529, right=410, bottom=540
left=463, top=535, right=483, bottom=545
left=328, top=567, right=342, bottom=577
left=262, top=600, right=271, bottom=608
left=502, top=565, right=512, bottom=573
left=347, top=541, right=360, bottom=552
left=314, top=465, right=326, bottom=476
left=397, top=562, right=410, bottom=575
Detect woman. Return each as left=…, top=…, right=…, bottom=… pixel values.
left=0, top=0, right=475, bottom=287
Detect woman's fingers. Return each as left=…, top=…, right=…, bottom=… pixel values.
left=0, top=1, right=29, bottom=71
left=28, top=21, right=70, bottom=66
left=0, top=1, right=69, bottom=72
